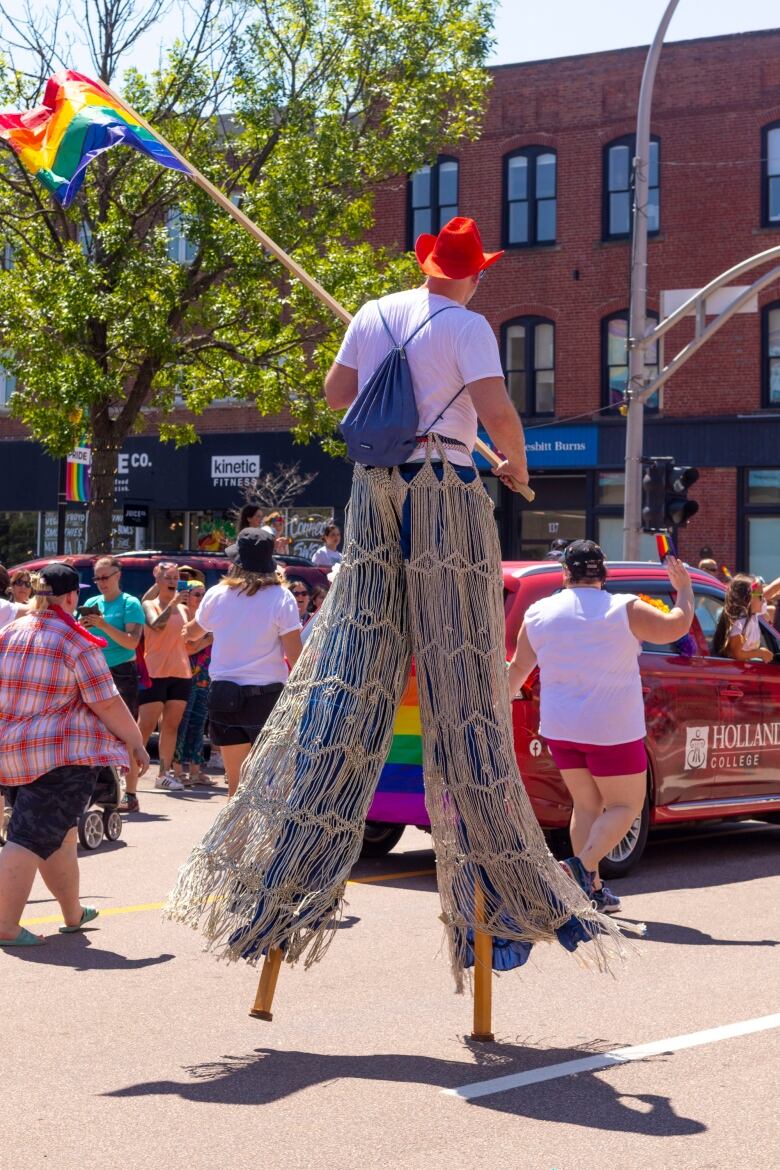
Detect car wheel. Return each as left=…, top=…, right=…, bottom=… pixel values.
left=760, top=812, right=780, bottom=825
left=600, top=794, right=650, bottom=878
left=360, top=821, right=405, bottom=858
left=78, top=809, right=105, bottom=850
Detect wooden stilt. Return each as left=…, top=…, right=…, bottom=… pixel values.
left=249, top=947, right=283, bottom=1021
left=470, top=884, right=495, bottom=1042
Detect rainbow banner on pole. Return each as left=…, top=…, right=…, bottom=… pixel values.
left=65, top=445, right=91, bottom=503
left=0, top=70, right=191, bottom=207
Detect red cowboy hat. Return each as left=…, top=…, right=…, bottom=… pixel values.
left=415, top=216, right=504, bottom=279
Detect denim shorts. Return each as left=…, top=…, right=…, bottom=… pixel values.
left=1, top=765, right=99, bottom=859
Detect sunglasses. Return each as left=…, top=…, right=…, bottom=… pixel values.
left=94, top=573, right=118, bottom=582
left=291, top=590, right=309, bottom=598
left=190, top=590, right=204, bottom=598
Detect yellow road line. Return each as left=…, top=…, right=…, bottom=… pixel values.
left=20, top=867, right=436, bottom=927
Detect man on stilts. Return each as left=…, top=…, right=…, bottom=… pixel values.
left=166, top=217, right=625, bottom=991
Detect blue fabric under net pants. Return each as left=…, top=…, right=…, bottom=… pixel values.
left=165, top=453, right=624, bottom=988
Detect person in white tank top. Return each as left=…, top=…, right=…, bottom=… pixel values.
left=507, top=540, right=694, bottom=912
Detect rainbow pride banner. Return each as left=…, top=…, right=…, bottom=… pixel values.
left=370, top=674, right=427, bottom=823
left=0, top=70, right=191, bottom=207
left=65, top=445, right=91, bottom=503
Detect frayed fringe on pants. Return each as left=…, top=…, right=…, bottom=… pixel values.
left=165, top=457, right=627, bottom=989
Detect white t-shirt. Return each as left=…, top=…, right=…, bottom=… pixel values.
left=524, top=588, right=646, bottom=745
left=312, top=547, right=342, bottom=568
left=196, top=582, right=300, bottom=685
left=0, top=598, right=19, bottom=631
left=335, top=287, right=503, bottom=467
left=730, top=614, right=762, bottom=652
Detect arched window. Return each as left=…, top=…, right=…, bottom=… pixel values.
left=503, top=148, right=557, bottom=246
left=502, top=317, right=555, bottom=417
left=761, top=123, right=780, bottom=227
left=407, top=157, right=458, bottom=247
left=601, top=310, right=659, bottom=412
left=761, top=300, right=780, bottom=405
left=603, top=135, right=660, bottom=240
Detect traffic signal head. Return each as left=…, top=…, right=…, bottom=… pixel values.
left=641, top=459, right=667, bottom=531
left=665, top=465, right=699, bottom=527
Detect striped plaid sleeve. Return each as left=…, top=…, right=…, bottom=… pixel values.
left=73, top=644, right=119, bottom=705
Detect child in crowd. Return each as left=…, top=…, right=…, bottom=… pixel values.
left=713, top=574, right=774, bottom=662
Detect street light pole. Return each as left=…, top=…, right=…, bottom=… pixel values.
left=623, top=0, right=680, bottom=559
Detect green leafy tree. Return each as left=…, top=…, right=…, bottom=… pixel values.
left=0, top=0, right=494, bottom=550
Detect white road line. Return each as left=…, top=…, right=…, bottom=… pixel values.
left=444, top=1013, right=780, bottom=1101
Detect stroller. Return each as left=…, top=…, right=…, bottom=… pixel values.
left=77, top=766, right=124, bottom=850
left=1, top=766, right=123, bottom=850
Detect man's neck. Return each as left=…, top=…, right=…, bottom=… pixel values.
left=422, top=277, right=471, bottom=305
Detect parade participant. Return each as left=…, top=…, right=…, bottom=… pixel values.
left=172, top=582, right=213, bottom=787
left=713, top=574, right=774, bottom=662
left=238, top=504, right=263, bottom=530
left=81, top=557, right=145, bottom=814
left=507, top=540, right=694, bottom=912
left=167, top=217, right=625, bottom=987
left=7, top=569, right=32, bottom=605
left=138, top=563, right=192, bottom=792
left=312, top=523, right=343, bottom=568
left=262, top=511, right=291, bottom=554
left=0, top=563, right=148, bottom=945
left=181, top=529, right=302, bottom=798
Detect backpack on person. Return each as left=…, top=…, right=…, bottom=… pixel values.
left=340, top=301, right=465, bottom=467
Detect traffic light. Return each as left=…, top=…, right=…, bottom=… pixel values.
left=641, top=458, right=668, bottom=531
left=665, top=465, right=699, bottom=528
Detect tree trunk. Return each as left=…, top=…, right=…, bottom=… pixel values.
left=86, top=438, right=119, bottom=553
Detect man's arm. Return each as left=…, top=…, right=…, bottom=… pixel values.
left=467, top=376, right=529, bottom=488
left=325, top=362, right=358, bottom=410
left=81, top=612, right=142, bottom=650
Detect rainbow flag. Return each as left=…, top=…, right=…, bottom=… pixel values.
left=378, top=674, right=423, bottom=788
left=65, top=446, right=91, bottom=503
left=0, top=70, right=191, bottom=207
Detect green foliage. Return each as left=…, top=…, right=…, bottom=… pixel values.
left=0, top=0, right=495, bottom=462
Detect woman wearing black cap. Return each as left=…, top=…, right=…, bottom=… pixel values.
left=507, top=540, right=693, bottom=912
left=182, top=528, right=303, bottom=797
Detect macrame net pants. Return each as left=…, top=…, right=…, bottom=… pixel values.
left=166, top=457, right=626, bottom=988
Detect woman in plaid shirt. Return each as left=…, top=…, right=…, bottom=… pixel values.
left=0, top=563, right=149, bottom=946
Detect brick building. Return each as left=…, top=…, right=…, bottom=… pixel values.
left=3, top=29, right=780, bottom=572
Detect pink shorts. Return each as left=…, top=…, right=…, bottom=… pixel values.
left=546, top=738, right=647, bottom=777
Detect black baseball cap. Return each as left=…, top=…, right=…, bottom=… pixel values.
left=225, top=527, right=276, bottom=574
left=562, top=539, right=606, bottom=580
left=39, top=562, right=82, bottom=596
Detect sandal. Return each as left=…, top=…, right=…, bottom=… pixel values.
left=0, top=926, right=45, bottom=947
left=58, top=906, right=99, bottom=933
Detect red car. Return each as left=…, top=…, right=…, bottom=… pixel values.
left=365, top=560, right=780, bottom=874
left=13, top=550, right=329, bottom=600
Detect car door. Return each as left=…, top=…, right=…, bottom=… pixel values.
left=689, top=587, right=777, bottom=801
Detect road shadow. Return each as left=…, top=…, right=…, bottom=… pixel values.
left=78, top=839, right=128, bottom=858
left=350, top=847, right=436, bottom=891
left=2, top=934, right=174, bottom=971
left=620, top=917, right=779, bottom=948
left=119, top=811, right=170, bottom=825
left=104, top=1042, right=705, bottom=1137
left=617, top=823, right=780, bottom=897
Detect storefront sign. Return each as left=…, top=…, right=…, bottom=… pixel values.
left=524, top=425, right=598, bottom=468
left=286, top=507, right=334, bottom=560
left=123, top=503, right=149, bottom=527
left=210, top=454, right=260, bottom=486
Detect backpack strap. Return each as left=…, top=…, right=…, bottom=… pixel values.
left=400, top=304, right=460, bottom=348
left=420, top=382, right=466, bottom=436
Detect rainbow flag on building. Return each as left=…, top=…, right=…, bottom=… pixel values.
left=65, top=446, right=91, bottom=503
left=0, top=70, right=191, bottom=207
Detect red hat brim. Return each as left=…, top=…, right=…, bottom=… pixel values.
left=415, top=233, right=504, bottom=279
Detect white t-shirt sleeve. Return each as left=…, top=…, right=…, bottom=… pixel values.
left=276, top=589, right=303, bottom=636
left=729, top=617, right=746, bottom=638
left=455, top=314, right=504, bottom=385
left=334, top=303, right=371, bottom=370
left=195, top=586, right=218, bottom=632
left=0, top=598, right=19, bottom=630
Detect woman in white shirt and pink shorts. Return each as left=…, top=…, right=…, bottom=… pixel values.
left=508, top=540, right=694, bottom=913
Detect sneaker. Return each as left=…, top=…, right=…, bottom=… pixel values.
left=117, top=793, right=140, bottom=814
left=560, top=855, right=597, bottom=897
left=592, top=885, right=622, bottom=914
left=155, top=771, right=185, bottom=792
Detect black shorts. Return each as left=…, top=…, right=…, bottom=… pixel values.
left=138, top=676, right=193, bottom=706
left=208, top=682, right=284, bottom=747
left=1, top=765, right=98, bottom=859
left=110, top=660, right=139, bottom=718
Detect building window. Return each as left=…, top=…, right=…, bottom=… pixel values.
left=762, top=123, right=780, bottom=227
left=504, top=148, right=557, bottom=246
left=602, top=311, right=659, bottom=412
left=502, top=317, right=555, bottom=417
left=407, top=157, right=458, bottom=246
left=745, top=469, right=780, bottom=579
left=167, top=208, right=198, bottom=264
left=603, top=135, right=660, bottom=240
left=0, top=360, right=16, bottom=407
left=762, top=301, right=780, bottom=406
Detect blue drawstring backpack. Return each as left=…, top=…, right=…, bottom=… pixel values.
left=340, top=301, right=464, bottom=467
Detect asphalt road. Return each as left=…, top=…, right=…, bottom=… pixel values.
left=5, top=771, right=779, bottom=1170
